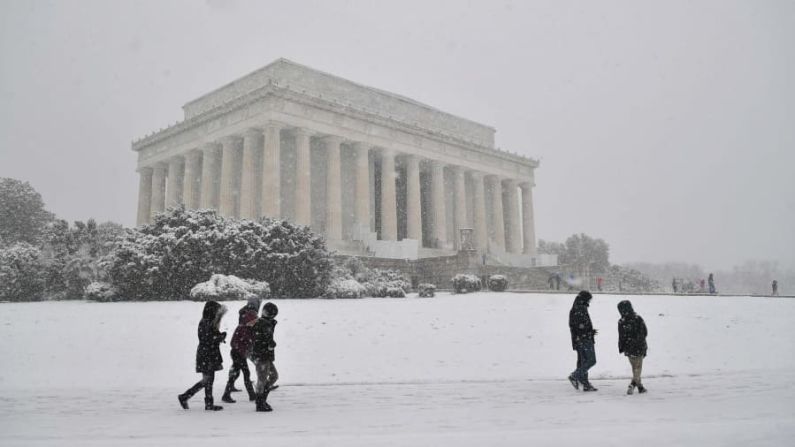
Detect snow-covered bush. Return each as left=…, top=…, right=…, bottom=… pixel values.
left=325, top=278, right=367, bottom=299
left=362, top=269, right=411, bottom=298
left=106, top=206, right=331, bottom=300
left=0, top=243, right=47, bottom=301
left=452, top=274, right=482, bottom=294
left=190, top=274, right=270, bottom=302
left=85, top=281, right=118, bottom=302
left=418, top=283, right=436, bottom=297
left=488, top=274, right=508, bottom=292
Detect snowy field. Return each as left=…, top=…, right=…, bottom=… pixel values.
left=1, top=292, right=794, bottom=446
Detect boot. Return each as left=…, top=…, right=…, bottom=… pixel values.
left=637, top=384, right=647, bottom=394
left=582, top=382, right=598, bottom=392
left=178, top=393, right=190, bottom=410
left=568, top=374, right=579, bottom=390
left=204, top=397, right=223, bottom=411
left=627, top=381, right=636, bottom=395
left=245, top=379, right=257, bottom=401
left=221, top=381, right=236, bottom=403
left=255, top=391, right=272, bottom=412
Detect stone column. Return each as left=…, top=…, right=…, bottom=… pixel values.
left=453, top=166, right=467, bottom=249
left=489, top=176, right=505, bottom=251
left=136, top=167, right=153, bottom=226
left=182, top=150, right=202, bottom=209
left=294, top=128, right=312, bottom=226
left=165, top=156, right=184, bottom=208
left=430, top=161, right=447, bottom=248
left=219, top=136, right=240, bottom=217
left=520, top=181, right=537, bottom=255
left=261, top=124, right=281, bottom=218
left=504, top=179, right=522, bottom=253
left=405, top=155, right=422, bottom=241
left=353, top=142, right=371, bottom=233
left=380, top=148, right=398, bottom=240
left=239, top=129, right=261, bottom=220
left=150, top=163, right=167, bottom=221
left=200, top=144, right=220, bottom=210
left=325, top=136, right=343, bottom=241
left=471, top=171, right=488, bottom=251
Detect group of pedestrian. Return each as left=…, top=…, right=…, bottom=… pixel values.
left=567, top=290, right=649, bottom=395
left=178, top=297, right=279, bottom=412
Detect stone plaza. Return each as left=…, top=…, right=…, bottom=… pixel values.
left=133, top=59, right=546, bottom=268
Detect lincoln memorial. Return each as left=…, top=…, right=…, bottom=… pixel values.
left=133, top=59, right=541, bottom=266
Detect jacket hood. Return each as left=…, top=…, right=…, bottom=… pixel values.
left=202, top=301, right=227, bottom=321
left=573, top=290, right=592, bottom=306
left=618, top=300, right=634, bottom=317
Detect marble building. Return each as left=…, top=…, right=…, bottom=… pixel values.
left=133, top=59, right=540, bottom=265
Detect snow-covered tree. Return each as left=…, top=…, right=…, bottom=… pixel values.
left=0, top=178, right=54, bottom=246
left=0, top=243, right=47, bottom=301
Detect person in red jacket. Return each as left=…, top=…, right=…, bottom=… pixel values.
left=221, top=307, right=258, bottom=403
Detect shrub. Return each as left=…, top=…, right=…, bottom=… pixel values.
left=362, top=269, right=411, bottom=298
left=190, top=274, right=270, bottom=302
left=418, top=283, right=436, bottom=297
left=488, top=274, right=508, bottom=292
left=452, top=274, right=482, bottom=294
left=85, top=281, right=118, bottom=302
left=0, top=243, right=47, bottom=301
left=106, top=206, right=331, bottom=300
left=325, top=278, right=367, bottom=298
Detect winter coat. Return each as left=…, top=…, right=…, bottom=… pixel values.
left=617, top=301, right=648, bottom=357
left=569, top=292, right=595, bottom=349
left=251, top=316, right=277, bottom=362
left=195, top=301, right=228, bottom=374
left=230, top=309, right=257, bottom=356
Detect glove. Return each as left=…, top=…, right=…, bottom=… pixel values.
left=592, top=329, right=599, bottom=336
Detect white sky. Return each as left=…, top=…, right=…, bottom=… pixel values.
left=1, top=0, right=793, bottom=270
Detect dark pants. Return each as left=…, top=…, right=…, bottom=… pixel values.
left=182, top=372, right=215, bottom=403
left=228, top=350, right=252, bottom=387
left=571, top=342, right=596, bottom=384
left=225, top=350, right=255, bottom=397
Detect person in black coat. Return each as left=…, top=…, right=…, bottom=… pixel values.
left=568, top=290, right=598, bottom=391
left=178, top=301, right=228, bottom=411
left=251, top=302, right=279, bottom=412
left=618, top=300, right=648, bottom=394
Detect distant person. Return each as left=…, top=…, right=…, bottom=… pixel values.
left=708, top=273, right=716, bottom=294
left=772, top=280, right=778, bottom=296
left=555, top=273, right=562, bottom=291
left=567, top=273, right=576, bottom=291
left=597, top=277, right=603, bottom=292
left=178, top=301, right=228, bottom=411
left=251, top=302, right=279, bottom=412
left=617, top=300, right=648, bottom=395
left=548, top=274, right=555, bottom=290
left=568, top=290, right=598, bottom=392
left=221, top=306, right=258, bottom=403
left=672, top=278, right=678, bottom=293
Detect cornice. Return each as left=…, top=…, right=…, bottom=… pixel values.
left=132, top=82, right=539, bottom=169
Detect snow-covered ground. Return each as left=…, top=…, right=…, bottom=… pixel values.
left=1, top=292, right=793, bottom=446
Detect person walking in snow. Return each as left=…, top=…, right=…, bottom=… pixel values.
left=221, top=305, right=258, bottom=403
left=555, top=273, right=562, bottom=290
left=708, top=273, right=716, bottom=294
left=772, top=280, right=778, bottom=296
left=178, top=301, right=228, bottom=411
left=223, top=297, right=262, bottom=397
left=568, top=290, right=598, bottom=391
left=251, top=302, right=279, bottom=412
left=617, top=300, right=648, bottom=395
left=672, top=278, right=678, bottom=293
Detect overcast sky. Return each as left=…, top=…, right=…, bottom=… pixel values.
left=1, top=0, right=793, bottom=270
